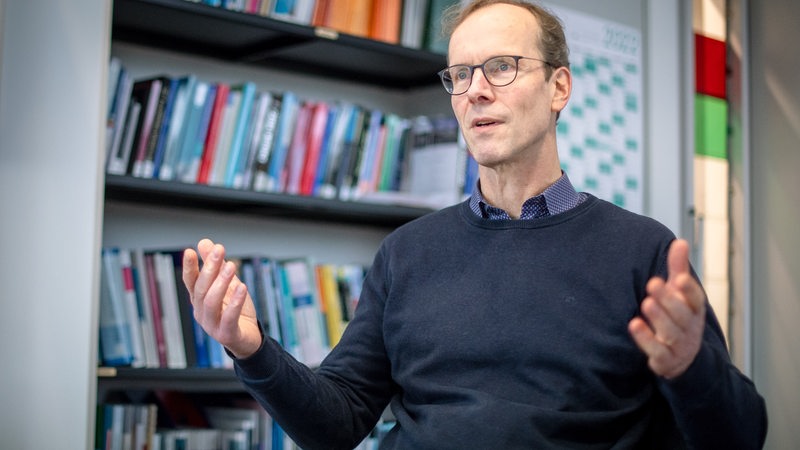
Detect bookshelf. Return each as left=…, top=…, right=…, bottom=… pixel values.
left=98, top=0, right=451, bottom=448
left=105, top=174, right=433, bottom=227
left=112, top=0, right=446, bottom=89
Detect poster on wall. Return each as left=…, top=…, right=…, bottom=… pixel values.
left=547, top=4, right=644, bottom=213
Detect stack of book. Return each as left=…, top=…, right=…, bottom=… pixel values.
left=98, top=247, right=367, bottom=370
left=104, top=58, right=474, bottom=209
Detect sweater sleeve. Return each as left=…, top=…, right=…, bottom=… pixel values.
left=657, top=308, right=768, bottom=449
left=232, top=247, right=396, bottom=450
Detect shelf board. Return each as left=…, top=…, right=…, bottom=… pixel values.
left=97, top=367, right=244, bottom=392
left=112, top=0, right=448, bottom=89
left=104, top=174, right=434, bottom=227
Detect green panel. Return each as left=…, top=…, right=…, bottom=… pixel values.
left=695, top=94, right=728, bottom=159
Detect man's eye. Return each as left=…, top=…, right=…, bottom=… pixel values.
left=454, top=69, right=470, bottom=80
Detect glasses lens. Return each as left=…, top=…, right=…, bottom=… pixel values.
left=441, top=65, right=472, bottom=95
left=484, top=56, right=518, bottom=86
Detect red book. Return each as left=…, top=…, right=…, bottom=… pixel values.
left=144, top=252, right=168, bottom=367
left=196, top=83, right=230, bottom=184
left=300, top=102, right=330, bottom=196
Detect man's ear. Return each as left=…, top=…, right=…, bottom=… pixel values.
left=551, top=66, right=572, bottom=114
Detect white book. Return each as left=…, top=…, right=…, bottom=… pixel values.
left=209, top=90, right=242, bottom=186
left=154, top=252, right=187, bottom=368
left=130, top=248, right=160, bottom=368
left=282, top=259, right=327, bottom=367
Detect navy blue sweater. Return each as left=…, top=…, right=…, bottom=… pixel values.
left=234, top=195, right=767, bottom=449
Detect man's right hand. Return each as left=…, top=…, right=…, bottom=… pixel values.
left=182, top=238, right=262, bottom=359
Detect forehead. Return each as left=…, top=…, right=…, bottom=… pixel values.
left=448, top=3, right=541, bottom=63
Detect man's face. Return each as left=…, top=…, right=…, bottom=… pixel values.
left=448, top=4, right=568, bottom=170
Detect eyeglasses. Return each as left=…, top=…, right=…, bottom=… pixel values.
left=437, top=55, right=552, bottom=95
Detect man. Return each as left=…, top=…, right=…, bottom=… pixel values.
left=183, top=1, right=767, bottom=448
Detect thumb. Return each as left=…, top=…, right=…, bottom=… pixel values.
left=667, top=238, right=691, bottom=283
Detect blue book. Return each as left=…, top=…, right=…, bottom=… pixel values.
left=265, top=91, right=300, bottom=192
left=192, top=322, right=211, bottom=368
left=99, top=248, right=134, bottom=366
left=151, top=77, right=180, bottom=178
left=180, top=83, right=217, bottom=184
left=158, top=75, right=197, bottom=181
left=175, top=80, right=210, bottom=182
left=311, top=105, right=340, bottom=196
left=223, top=82, right=257, bottom=187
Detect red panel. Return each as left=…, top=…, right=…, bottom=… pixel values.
left=695, top=33, right=727, bottom=99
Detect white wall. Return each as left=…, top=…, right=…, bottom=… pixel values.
left=747, top=0, right=800, bottom=448
left=0, top=1, right=110, bottom=448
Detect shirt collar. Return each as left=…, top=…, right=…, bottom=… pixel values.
left=468, top=171, right=584, bottom=220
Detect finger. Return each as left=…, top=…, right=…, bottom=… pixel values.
left=666, top=239, right=690, bottom=283
left=664, top=239, right=706, bottom=314
left=629, top=316, right=669, bottom=358
left=194, top=244, right=225, bottom=316
left=646, top=276, right=696, bottom=333
left=640, top=296, right=685, bottom=347
left=182, top=248, right=200, bottom=305
left=197, top=238, right=215, bottom=262
left=219, top=283, right=248, bottom=341
left=201, top=251, right=233, bottom=327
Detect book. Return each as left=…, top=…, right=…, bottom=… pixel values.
left=208, top=87, right=242, bottom=186
left=197, top=82, right=231, bottom=184
left=283, top=101, right=313, bottom=194
left=176, top=81, right=215, bottom=184
left=250, top=92, right=282, bottom=192
left=99, top=248, right=134, bottom=367
left=309, top=104, right=341, bottom=196
left=324, top=0, right=372, bottom=38
left=166, top=250, right=198, bottom=368
left=150, top=77, right=181, bottom=178
left=223, top=81, right=258, bottom=187
left=334, top=106, right=368, bottom=200
left=253, top=257, right=284, bottom=344
left=377, top=114, right=410, bottom=192
left=270, top=0, right=315, bottom=24
left=299, top=101, right=331, bottom=196
left=143, top=252, right=168, bottom=367
left=264, top=90, right=300, bottom=192
left=316, top=264, right=345, bottom=347
left=315, top=102, right=356, bottom=198
left=158, top=75, right=197, bottom=181
left=105, top=69, right=136, bottom=175
left=128, top=77, right=163, bottom=177
left=105, top=65, right=135, bottom=175
left=130, top=248, right=160, bottom=368
left=354, top=108, right=385, bottom=197
left=235, top=91, right=272, bottom=189
left=369, top=0, right=402, bottom=44
left=423, top=0, right=459, bottom=54
left=400, top=0, right=430, bottom=49
left=137, top=76, right=173, bottom=178
left=152, top=251, right=187, bottom=368
left=406, top=115, right=462, bottom=208
left=117, top=249, right=147, bottom=368
left=280, top=258, right=328, bottom=367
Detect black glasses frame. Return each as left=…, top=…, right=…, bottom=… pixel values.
left=437, top=55, right=553, bottom=95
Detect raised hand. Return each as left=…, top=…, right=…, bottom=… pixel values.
left=182, top=238, right=262, bottom=359
left=628, top=239, right=707, bottom=379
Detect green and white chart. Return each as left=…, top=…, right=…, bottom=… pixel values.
left=550, top=5, right=644, bottom=213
